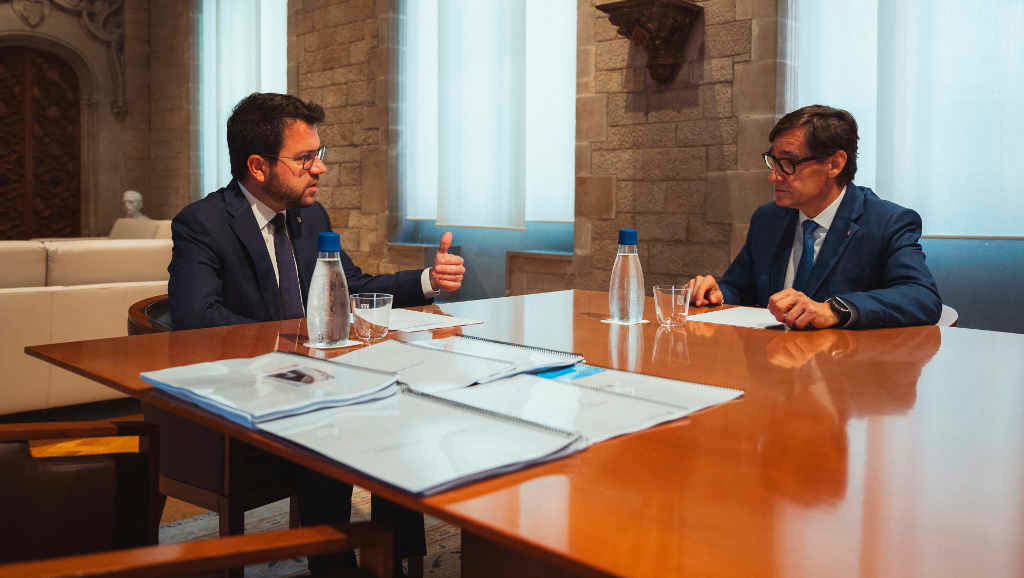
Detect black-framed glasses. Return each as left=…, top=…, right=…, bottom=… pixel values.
left=762, top=151, right=825, bottom=175
left=262, top=145, right=327, bottom=171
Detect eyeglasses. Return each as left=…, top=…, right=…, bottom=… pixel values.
left=762, top=151, right=826, bottom=175
left=262, top=145, right=327, bottom=171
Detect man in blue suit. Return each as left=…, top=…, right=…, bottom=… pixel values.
left=688, top=105, right=941, bottom=329
left=168, top=93, right=466, bottom=576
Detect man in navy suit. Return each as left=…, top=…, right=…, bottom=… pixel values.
left=169, top=93, right=465, bottom=330
left=688, top=105, right=941, bottom=329
left=168, top=93, right=466, bottom=576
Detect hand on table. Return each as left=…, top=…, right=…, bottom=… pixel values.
left=686, top=275, right=723, bottom=307
left=767, top=289, right=839, bottom=329
left=430, top=232, right=466, bottom=292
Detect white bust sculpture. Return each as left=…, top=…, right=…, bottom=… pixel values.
left=122, top=190, right=151, bottom=220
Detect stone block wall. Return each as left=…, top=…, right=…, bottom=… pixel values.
left=147, top=1, right=200, bottom=218
left=288, top=0, right=420, bottom=277
left=286, top=0, right=782, bottom=293
left=509, top=0, right=782, bottom=295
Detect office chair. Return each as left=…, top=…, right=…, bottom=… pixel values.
left=0, top=419, right=160, bottom=563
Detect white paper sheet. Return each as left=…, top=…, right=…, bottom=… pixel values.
left=259, top=392, right=581, bottom=495
left=687, top=306, right=784, bottom=329
left=436, top=374, right=694, bottom=443
left=387, top=308, right=482, bottom=332
left=547, top=366, right=743, bottom=412
left=335, top=340, right=514, bottom=393
left=412, top=335, right=583, bottom=380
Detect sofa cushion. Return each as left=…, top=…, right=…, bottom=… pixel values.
left=153, top=220, right=172, bottom=239
left=47, top=281, right=167, bottom=409
left=0, top=286, right=59, bottom=415
left=0, top=241, right=46, bottom=288
left=108, top=218, right=160, bottom=239
left=44, top=239, right=172, bottom=286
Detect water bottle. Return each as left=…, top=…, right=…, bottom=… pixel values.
left=608, top=228, right=645, bottom=323
left=306, top=232, right=350, bottom=347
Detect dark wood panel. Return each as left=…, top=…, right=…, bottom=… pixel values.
left=0, top=47, right=80, bottom=240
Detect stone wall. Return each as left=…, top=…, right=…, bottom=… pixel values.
left=288, top=0, right=422, bottom=277
left=147, top=0, right=200, bottom=218
left=286, top=0, right=781, bottom=290
left=509, top=0, right=782, bottom=295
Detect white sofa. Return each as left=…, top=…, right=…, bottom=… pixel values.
left=0, top=238, right=171, bottom=414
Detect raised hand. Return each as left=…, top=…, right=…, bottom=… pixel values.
left=430, top=231, right=466, bottom=292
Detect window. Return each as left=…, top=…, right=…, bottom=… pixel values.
left=785, top=0, right=1024, bottom=235
left=396, top=0, right=576, bottom=228
left=199, top=0, right=287, bottom=197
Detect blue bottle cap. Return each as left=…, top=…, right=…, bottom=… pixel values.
left=618, top=228, right=638, bottom=245
left=317, top=232, right=341, bottom=252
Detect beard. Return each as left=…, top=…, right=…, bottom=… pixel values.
left=266, top=166, right=317, bottom=209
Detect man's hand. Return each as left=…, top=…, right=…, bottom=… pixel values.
left=767, top=288, right=840, bottom=329
left=430, top=232, right=466, bottom=292
left=686, top=275, right=723, bottom=307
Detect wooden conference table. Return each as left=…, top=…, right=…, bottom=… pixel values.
left=25, top=290, right=1024, bottom=577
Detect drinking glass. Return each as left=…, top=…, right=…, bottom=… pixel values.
left=351, top=293, right=393, bottom=344
left=653, top=285, right=690, bottom=326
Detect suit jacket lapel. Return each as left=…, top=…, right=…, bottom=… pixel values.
left=225, top=181, right=281, bottom=319
left=806, top=186, right=865, bottom=297
left=770, top=210, right=799, bottom=294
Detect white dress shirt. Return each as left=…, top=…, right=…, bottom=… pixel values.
left=238, top=183, right=436, bottom=298
left=783, top=186, right=847, bottom=290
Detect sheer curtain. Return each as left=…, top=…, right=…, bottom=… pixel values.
left=199, top=0, right=287, bottom=198
left=786, top=0, right=1024, bottom=235
left=397, top=0, right=576, bottom=228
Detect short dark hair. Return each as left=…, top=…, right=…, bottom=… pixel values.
left=769, top=105, right=858, bottom=187
left=227, top=93, right=325, bottom=180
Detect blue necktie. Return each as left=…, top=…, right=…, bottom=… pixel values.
left=271, top=213, right=305, bottom=320
left=793, top=220, right=819, bottom=293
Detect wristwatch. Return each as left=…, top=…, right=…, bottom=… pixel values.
left=827, top=296, right=852, bottom=327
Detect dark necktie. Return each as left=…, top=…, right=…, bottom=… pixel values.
left=793, top=220, right=819, bottom=293
left=271, top=213, right=304, bottom=319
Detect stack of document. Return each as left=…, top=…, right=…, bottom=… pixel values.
left=141, top=352, right=399, bottom=428
left=142, top=336, right=741, bottom=496
left=335, top=337, right=583, bottom=393
left=260, top=392, right=584, bottom=495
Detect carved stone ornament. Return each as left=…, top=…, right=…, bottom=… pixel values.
left=596, top=0, right=702, bottom=85
left=7, top=0, right=126, bottom=118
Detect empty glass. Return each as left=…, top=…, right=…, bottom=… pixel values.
left=653, top=285, right=690, bottom=326
left=351, top=293, right=393, bottom=344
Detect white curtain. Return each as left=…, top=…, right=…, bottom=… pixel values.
left=199, top=0, right=287, bottom=197
left=398, top=0, right=576, bottom=228
left=786, top=0, right=1024, bottom=236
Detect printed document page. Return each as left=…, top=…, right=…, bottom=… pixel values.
left=387, top=308, right=482, bottom=332
left=335, top=340, right=513, bottom=393
left=141, top=352, right=398, bottom=427
left=435, top=374, right=692, bottom=443
left=687, top=306, right=784, bottom=329
left=542, top=365, right=743, bottom=412
left=259, top=392, right=581, bottom=495
left=412, top=336, right=583, bottom=378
